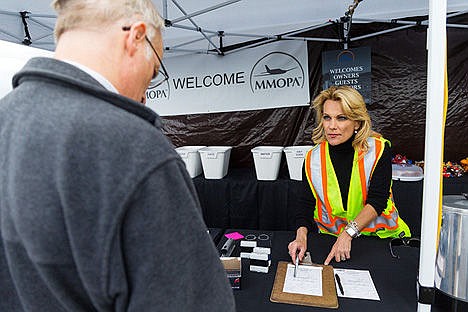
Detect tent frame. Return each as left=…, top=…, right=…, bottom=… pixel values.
left=0, top=9, right=55, bottom=47
left=161, top=0, right=467, bottom=55
left=1, top=1, right=466, bottom=53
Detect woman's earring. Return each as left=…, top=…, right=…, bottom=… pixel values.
left=354, top=129, right=358, bottom=134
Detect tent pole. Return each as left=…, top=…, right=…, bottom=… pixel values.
left=221, top=32, right=277, bottom=39
left=354, top=9, right=468, bottom=28
left=447, top=9, right=468, bottom=18
left=223, top=39, right=277, bottom=56
left=354, top=17, right=424, bottom=25
left=350, top=24, right=415, bottom=42
left=282, top=36, right=340, bottom=43
left=446, top=23, right=468, bottom=29
left=162, top=0, right=168, bottom=19
left=417, top=0, right=447, bottom=311
left=170, top=36, right=211, bottom=49
left=171, top=23, right=216, bottom=33
left=20, top=11, right=32, bottom=45
left=342, top=21, right=349, bottom=49
left=340, top=0, right=364, bottom=49
left=164, top=47, right=219, bottom=55
left=169, top=0, right=223, bottom=54
left=170, top=0, right=240, bottom=24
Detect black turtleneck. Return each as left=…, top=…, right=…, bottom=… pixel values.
left=329, top=136, right=355, bottom=206
left=293, top=136, right=393, bottom=233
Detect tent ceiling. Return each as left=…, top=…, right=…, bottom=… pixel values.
left=0, top=0, right=467, bottom=54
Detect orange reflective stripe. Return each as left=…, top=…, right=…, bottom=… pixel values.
left=364, top=203, right=399, bottom=231
left=363, top=222, right=398, bottom=232
left=371, top=139, right=383, bottom=177
left=375, top=139, right=382, bottom=163
left=336, top=222, right=347, bottom=234
left=316, top=217, right=348, bottom=235
left=319, top=212, right=344, bottom=227
left=380, top=204, right=396, bottom=219
left=305, top=150, right=312, bottom=182
left=364, top=216, right=399, bottom=231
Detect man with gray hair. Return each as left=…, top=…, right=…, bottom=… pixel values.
left=0, top=1, right=235, bottom=311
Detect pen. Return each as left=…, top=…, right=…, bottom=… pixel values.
left=294, top=253, right=299, bottom=277
left=335, top=273, right=344, bottom=295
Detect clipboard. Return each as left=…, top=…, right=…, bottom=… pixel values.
left=270, top=261, right=338, bottom=309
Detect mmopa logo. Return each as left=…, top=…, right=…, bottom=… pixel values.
left=146, top=76, right=170, bottom=100
left=250, top=52, right=305, bottom=93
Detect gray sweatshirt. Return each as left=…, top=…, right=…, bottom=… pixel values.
left=0, top=57, right=235, bottom=312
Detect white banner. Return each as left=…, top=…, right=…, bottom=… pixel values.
left=146, top=41, right=309, bottom=116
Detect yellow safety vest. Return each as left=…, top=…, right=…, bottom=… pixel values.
left=305, top=136, right=411, bottom=238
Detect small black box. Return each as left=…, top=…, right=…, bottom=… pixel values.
left=220, top=257, right=241, bottom=290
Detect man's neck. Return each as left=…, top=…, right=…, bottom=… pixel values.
left=54, top=30, right=122, bottom=93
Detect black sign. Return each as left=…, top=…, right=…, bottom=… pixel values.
left=322, top=46, right=371, bottom=104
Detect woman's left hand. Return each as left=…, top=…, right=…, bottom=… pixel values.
left=324, top=232, right=353, bottom=265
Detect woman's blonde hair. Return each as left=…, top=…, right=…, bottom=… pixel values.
left=311, top=85, right=379, bottom=153
left=52, top=0, right=164, bottom=41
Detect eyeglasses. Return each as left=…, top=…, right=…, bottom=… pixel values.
left=122, top=26, right=169, bottom=88
left=388, top=237, right=420, bottom=259
left=244, top=233, right=270, bottom=241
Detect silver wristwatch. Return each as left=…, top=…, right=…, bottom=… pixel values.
left=345, top=220, right=361, bottom=238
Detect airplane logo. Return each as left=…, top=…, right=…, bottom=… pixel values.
left=254, top=65, right=297, bottom=77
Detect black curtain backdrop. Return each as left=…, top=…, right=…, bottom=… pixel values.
left=161, top=15, right=468, bottom=168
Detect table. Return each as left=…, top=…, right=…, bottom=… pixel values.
left=218, top=229, right=421, bottom=312
left=194, top=168, right=468, bottom=238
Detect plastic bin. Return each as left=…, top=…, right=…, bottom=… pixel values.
left=392, top=164, right=424, bottom=181
left=199, top=146, right=232, bottom=179
left=251, top=146, right=284, bottom=181
left=284, top=146, right=313, bottom=181
left=175, top=146, right=206, bottom=178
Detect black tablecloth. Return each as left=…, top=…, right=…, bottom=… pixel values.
left=194, top=169, right=468, bottom=238
left=218, top=229, right=420, bottom=312
left=194, top=169, right=298, bottom=231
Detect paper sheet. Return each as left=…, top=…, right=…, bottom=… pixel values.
left=333, top=268, right=380, bottom=300
left=283, top=264, right=323, bottom=296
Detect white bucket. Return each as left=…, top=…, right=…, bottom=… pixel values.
left=175, top=146, right=206, bottom=178
left=391, top=164, right=424, bottom=181
left=199, top=146, right=232, bottom=179
left=251, top=146, right=284, bottom=181
left=284, top=146, right=313, bottom=181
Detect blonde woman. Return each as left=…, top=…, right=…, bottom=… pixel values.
left=288, top=86, right=411, bottom=265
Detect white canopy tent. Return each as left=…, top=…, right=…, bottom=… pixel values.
left=0, top=0, right=467, bottom=55
left=0, top=1, right=467, bottom=311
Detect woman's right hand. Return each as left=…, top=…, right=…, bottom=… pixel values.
left=288, top=227, right=308, bottom=264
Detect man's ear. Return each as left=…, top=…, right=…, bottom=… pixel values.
left=124, top=22, right=147, bottom=56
